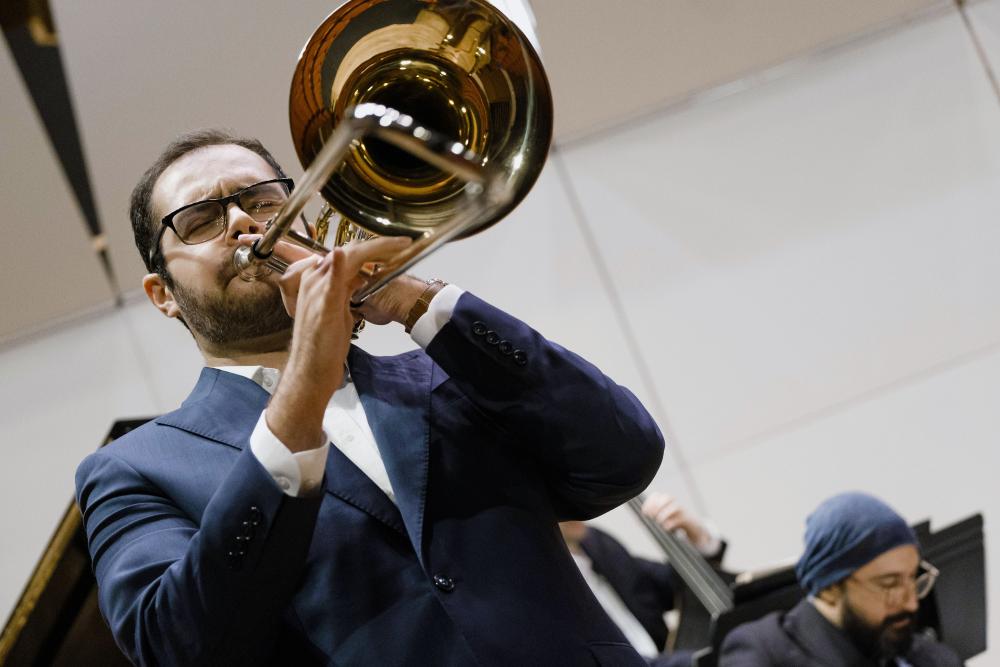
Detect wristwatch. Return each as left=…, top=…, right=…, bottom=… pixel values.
left=404, top=279, right=448, bottom=333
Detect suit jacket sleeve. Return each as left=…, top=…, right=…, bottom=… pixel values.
left=583, top=527, right=679, bottom=614
left=76, top=445, right=322, bottom=666
left=631, top=556, right=681, bottom=611
left=425, top=292, right=665, bottom=519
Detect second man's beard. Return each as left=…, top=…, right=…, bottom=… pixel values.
left=169, top=272, right=293, bottom=350
left=842, top=601, right=917, bottom=661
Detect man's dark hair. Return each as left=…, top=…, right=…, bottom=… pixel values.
left=130, top=129, right=287, bottom=279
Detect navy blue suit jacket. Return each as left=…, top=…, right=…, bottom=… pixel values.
left=719, top=598, right=963, bottom=667
left=76, top=293, right=665, bottom=666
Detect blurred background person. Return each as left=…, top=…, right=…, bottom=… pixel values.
left=719, top=492, right=963, bottom=667
left=561, top=492, right=726, bottom=667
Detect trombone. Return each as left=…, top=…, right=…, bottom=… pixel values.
left=234, top=0, right=552, bottom=306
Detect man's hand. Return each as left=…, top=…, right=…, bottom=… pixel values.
left=237, top=234, right=429, bottom=327
left=640, top=492, right=712, bottom=553
left=262, top=236, right=411, bottom=452
left=354, top=274, right=429, bottom=326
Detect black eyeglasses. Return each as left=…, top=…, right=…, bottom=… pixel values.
left=150, top=178, right=294, bottom=264
left=849, top=560, right=939, bottom=607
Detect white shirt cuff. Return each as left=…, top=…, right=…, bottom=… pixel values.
left=250, top=410, right=329, bottom=497
left=410, top=284, right=465, bottom=348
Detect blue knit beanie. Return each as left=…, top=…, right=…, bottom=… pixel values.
left=795, top=492, right=917, bottom=596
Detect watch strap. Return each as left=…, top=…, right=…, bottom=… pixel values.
left=404, top=279, right=448, bottom=333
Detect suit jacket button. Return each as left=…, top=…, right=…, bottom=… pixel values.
left=485, top=331, right=500, bottom=345
left=433, top=574, right=456, bottom=592
left=512, top=350, right=527, bottom=366
left=498, top=340, right=513, bottom=355
left=472, top=321, right=487, bottom=336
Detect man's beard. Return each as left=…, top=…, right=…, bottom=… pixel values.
left=842, top=599, right=917, bottom=661
left=168, top=267, right=292, bottom=350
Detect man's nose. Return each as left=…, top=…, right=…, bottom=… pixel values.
left=226, top=203, right=262, bottom=238
left=900, top=584, right=919, bottom=612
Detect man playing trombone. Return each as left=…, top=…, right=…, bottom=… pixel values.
left=75, top=130, right=664, bottom=666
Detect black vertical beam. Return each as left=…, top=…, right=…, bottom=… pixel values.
left=1, top=0, right=121, bottom=302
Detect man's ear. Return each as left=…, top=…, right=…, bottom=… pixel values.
left=143, top=272, right=181, bottom=319
left=817, top=582, right=844, bottom=606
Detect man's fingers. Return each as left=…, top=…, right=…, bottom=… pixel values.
left=282, top=253, right=324, bottom=287
left=655, top=503, right=681, bottom=526
left=641, top=492, right=675, bottom=518
left=273, top=238, right=317, bottom=265
left=339, top=236, right=413, bottom=277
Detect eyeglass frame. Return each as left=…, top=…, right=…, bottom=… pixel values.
left=847, top=559, right=939, bottom=606
left=149, top=177, right=295, bottom=266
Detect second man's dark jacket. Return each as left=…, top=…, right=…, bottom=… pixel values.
left=719, top=598, right=963, bottom=667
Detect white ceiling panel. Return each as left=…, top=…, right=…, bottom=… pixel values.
left=0, top=0, right=961, bottom=341
left=533, top=0, right=947, bottom=141
left=557, top=9, right=1000, bottom=466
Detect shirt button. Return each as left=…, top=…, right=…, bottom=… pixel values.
left=432, top=574, right=456, bottom=592
left=277, top=476, right=291, bottom=491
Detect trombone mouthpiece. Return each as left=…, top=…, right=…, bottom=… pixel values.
left=234, top=245, right=273, bottom=282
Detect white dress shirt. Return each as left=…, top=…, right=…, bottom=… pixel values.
left=217, top=284, right=464, bottom=500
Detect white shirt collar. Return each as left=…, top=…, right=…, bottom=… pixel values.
left=214, top=364, right=350, bottom=395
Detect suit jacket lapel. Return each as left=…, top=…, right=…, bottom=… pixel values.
left=156, top=367, right=269, bottom=450
left=156, top=362, right=431, bottom=546
left=348, top=346, right=435, bottom=563
left=786, top=599, right=876, bottom=666
left=323, top=442, right=407, bottom=536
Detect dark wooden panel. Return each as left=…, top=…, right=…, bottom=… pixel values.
left=0, top=418, right=151, bottom=667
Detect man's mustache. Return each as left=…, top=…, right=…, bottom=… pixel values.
left=882, top=611, right=917, bottom=632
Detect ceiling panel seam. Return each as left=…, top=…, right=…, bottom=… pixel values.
left=694, top=336, right=1000, bottom=469
left=0, top=289, right=145, bottom=354
left=551, top=148, right=709, bottom=515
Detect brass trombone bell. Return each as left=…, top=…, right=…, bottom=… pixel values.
left=233, top=0, right=553, bottom=304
